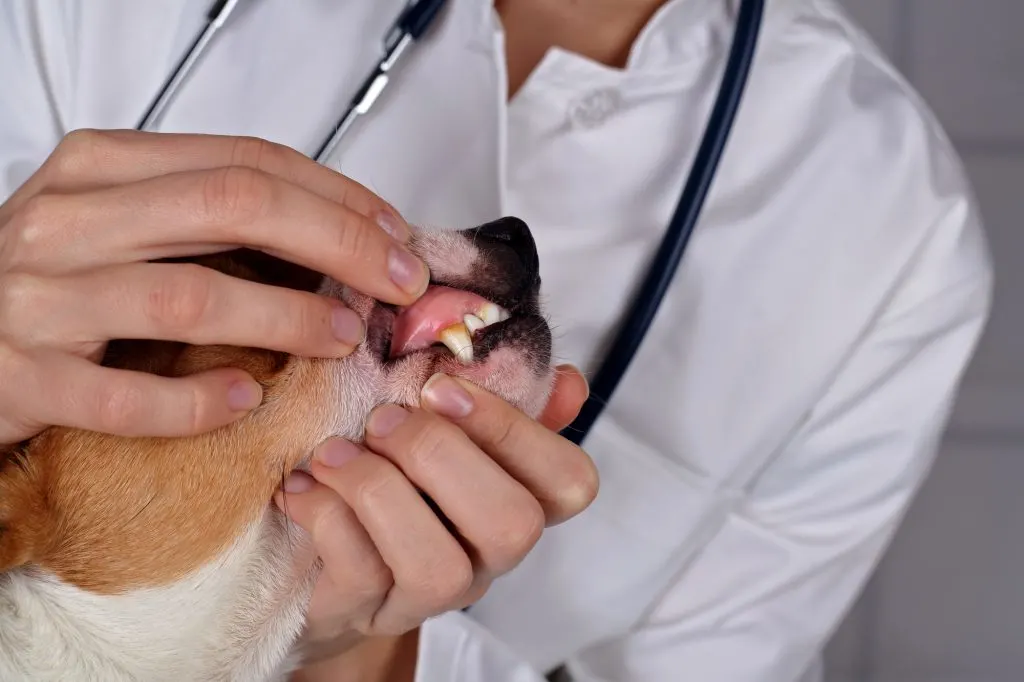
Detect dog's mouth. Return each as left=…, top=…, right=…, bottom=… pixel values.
left=362, top=216, right=551, bottom=372
left=366, top=285, right=520, bottom=366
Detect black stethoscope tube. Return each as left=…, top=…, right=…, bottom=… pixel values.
left=560, top=0, right=765, bottom=446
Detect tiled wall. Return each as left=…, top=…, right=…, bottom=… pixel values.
left=826, top=1, right=1024, bottom=681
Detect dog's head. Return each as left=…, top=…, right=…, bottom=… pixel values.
left=0, top=216, right=554, bottom=676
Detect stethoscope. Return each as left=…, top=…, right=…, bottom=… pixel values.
left=137, top=0, right=765, bottom=447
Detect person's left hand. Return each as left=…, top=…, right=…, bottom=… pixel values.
left=275, top=364, right=595, bottom=667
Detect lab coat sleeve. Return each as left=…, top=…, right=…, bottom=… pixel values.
left=562, top=202, right=993, bottom=680
left=414, top=611, right=552, bottom=682
left=0, top=1, right=68, bottom=201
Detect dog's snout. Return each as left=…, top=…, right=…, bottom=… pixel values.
left=468, top=216, right=539, bottom=276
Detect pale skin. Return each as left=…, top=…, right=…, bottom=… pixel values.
left=0, top=1, right=658, bottom=680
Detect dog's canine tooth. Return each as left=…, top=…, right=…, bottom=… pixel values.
left=464, top=313, right=486, bottom=334
left=478, top=303, right=508, bottom=326
left=439, top=323, right=474, bottom=364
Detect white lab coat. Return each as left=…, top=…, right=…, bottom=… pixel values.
left=0, top=1, right=994, bottom=680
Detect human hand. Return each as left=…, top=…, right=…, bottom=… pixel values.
left=0, top=129, right=428, bottom=446
left=276, top=364, right=597, bottom=666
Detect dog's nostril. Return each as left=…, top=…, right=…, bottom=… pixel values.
left=473, top=216, right=531, bottom=244
left=468, top=216, right=539, bottom=272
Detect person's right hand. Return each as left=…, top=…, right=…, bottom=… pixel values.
left=0, top=129, right=429, bottom=446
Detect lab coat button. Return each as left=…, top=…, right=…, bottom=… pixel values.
left=568, top=88, right=622, bottom=129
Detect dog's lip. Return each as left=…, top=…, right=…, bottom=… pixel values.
left=365, top=281, right=523, bottom=366
left=388, top=286, right=510, bottom=360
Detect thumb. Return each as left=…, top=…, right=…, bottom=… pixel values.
left=538, top=364, right=589, bottom=433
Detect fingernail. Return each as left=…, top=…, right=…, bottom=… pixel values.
left=388, top=247, right=428, bottom=296
left=421, top=373, right=475, bottom=418
left=330, top=304, right=365, bottom=346
left=227, top=380, right=262, bottom=411
left=376, top=209, right=410, bottom=243
left=315, top=439, right=362, bottom=468
left=366, top=404, right=410, bottom=438
left=283, top=470, right=315, bottom=494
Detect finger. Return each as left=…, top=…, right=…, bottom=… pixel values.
left=3, top=347, right=263, bottom=437
left=6, top=168, right=428, bottom=305
left=304, top=440, right=474, bottom=633
left=273, top=472, right=392, bottom=631
left=419, top=374, right=599, bottom=526
left=13, top=130, right=410, bottom=240
left=359, top=405, right=545, bottom=578
left=16, top=263, right=364, bottom=357
left=538, top=364, right=590, bottom=432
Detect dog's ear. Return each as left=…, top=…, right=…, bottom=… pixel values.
left=0, top=441, right=48, bottom=572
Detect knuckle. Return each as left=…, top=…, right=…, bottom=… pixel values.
left=551, top=448, right=600, bottom=523
left=490, top=500, right=545, bottom=568
left=309, top=494, right=395, bottom=597
left=333, top=215, right=376, bottom=261
left=352, top=461, right=404, bottom=512
left=403, top=417, right=458, bottom=475
left=184, top=383, right=206, bottom=435
left=358, top=563, right=394, bottom=599
left=487, top=416, right=522, bottom=454
left=93, top=380, right=147, bottom=435
left=2, top=194, right=62, bottom=268
left=409, top=555, right=474, bottom=610
left=459, top=579, right=491, bottom=608
left=309, top=497, right=349, bottom=542
left=229, top=136, right=284, bottom=172
left=50, top=129, right=110, bottom=178
left=0, top=272, right=47, bottom=330
left=0, top=343, right=22, bottom=385
left=574, top=454, right=601, bottom=506
left=273, top=293, right=325, bottom=348
left=199, top=166, right=274, bottom=226
left=143, top=264, right=216, bottom=336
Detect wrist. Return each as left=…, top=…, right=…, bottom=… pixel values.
left=291, top=629, right=419, bottom=682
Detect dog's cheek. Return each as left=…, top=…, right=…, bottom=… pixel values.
left=319, top=352, right=393, bottom=442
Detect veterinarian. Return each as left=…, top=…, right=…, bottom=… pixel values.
left=0, top=1, right=993, bottom=681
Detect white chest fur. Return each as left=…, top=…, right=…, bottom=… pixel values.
left=0, top=510, right=318, bottom=682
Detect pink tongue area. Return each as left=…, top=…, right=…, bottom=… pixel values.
left=390, top=286, right=495, bottom=358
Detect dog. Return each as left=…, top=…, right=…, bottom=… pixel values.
left=0, top=216, right=556, bottom=681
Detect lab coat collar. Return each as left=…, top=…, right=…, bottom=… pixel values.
left=470, top=0, right=741, bottom=72
left=464, top=0, right=729, bottom=67
left=628, top=0, right=733, bottom=69
left=468, top=0, right=797, bottom=96
left=628, top=0, right=804, bottom=70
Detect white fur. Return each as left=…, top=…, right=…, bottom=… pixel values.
left=0, top=512, right=318, bottom=682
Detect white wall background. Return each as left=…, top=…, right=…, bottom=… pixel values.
left=825, top=1, right=1024, bottom=681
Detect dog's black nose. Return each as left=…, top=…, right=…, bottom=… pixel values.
left=467, top=216, right=539, bottom=276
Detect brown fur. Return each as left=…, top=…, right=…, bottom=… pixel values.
left=0, top=251, right=327, bottom=592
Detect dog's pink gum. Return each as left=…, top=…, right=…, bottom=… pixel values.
left=390, top=286, right=494, bottom=357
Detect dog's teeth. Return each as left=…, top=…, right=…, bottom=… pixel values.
left=478, top=303, right=508, bottom=326
left=439, top=323, right=474, bottom=364
left=464, top=313, right=486, bottom=334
